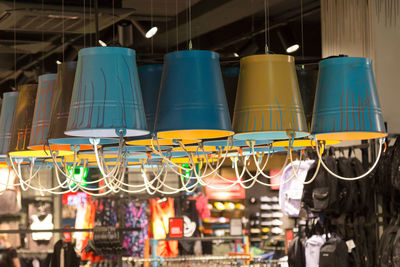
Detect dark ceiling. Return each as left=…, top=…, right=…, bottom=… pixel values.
left=0, top=0, right=321, bottom=93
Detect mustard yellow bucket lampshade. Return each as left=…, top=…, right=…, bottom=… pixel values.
left=232, top=54, right=309, bottom=141
left=8, top=84, right=40, bottom=157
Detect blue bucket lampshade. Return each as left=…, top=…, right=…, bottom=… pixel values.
left=127, top=64, right=197, bottom=146
left=65, top=47, right=149, bottom=138
left=222, top=66, right=240, bottom=120
left=0, top=92, right=18, bottom=156
left=154, top=50, right=234, bottom=140
left=311, top=57, right=387, bottom=141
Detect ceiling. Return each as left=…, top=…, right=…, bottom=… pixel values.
left=0, top=0, right=321, bottom=93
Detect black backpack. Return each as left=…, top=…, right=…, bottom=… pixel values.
left=391, top=138, right=400, bottom=192
left=319, top=235, right=349, bottom=267
left=336, top=157, right=358, bottom=214
left=288, top=234, right=306, bottom=267
left=302, top=155, right=339, bottom=214
left=377, top=223, right=400, bottom=266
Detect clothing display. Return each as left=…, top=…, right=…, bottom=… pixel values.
left=0, top=248, right=17, bottom=267
left=50, top=240, right=80, bottom=267
left=279, top=160, right=314, bottom=217
left=74, top=200, right=96, bottom=253
left=149, top=198, right=178, bottom=257
left=305, top=235, right=325, bottom=267
left=31, top=214, right=53, bottom=241
left=27, top=202, right=53, bottom=251
left=174, top=199, right=200, bottom=255
left=123, top=201, right=148, bottom=258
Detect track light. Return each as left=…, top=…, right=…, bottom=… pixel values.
left=277, top=28, right=300, bottom=54
left=98, top=40, right=107, bottom=47
left=132, top=20, right=158, bottom=39
left=286, top=44, right=300, bottom=53
left=145, top=26, right=158, bottom=38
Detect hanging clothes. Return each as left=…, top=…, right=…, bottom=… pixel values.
left=27, top=202, right=53, bottom=251
left=149, top=198, right=178, bottom=257
left=123, top=201, right=148, bottom=258
left=0, top=169, right=21, bottom=216
left=174, top=199, right=200, bottom=255
left=73, top=200, right=96, bottom=261
left=193, top=194, right=211, bottom=220
left=50, top=240, right=80, bottom=267
left=31, top=214, right=53, bottom=241
left=0, top=248, right=17, bottom=267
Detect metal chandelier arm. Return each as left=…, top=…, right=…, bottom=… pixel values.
left=314, top=137, right=385, bottom=181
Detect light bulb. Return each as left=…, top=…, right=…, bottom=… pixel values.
left=145, top=27, right=158, bottom=38
left=286, top=44, right=300, bottom=53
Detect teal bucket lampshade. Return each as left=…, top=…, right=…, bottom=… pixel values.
left=296, top=63, right=318, bottom=130
left=154, top=50, right=234, bottom=140
left=0, top=92, right=19, bottom=156
left=311, top=57, right=387, bottom=141
left=65, top=47, right=149, bottom=138
left=28, top=74, right=57, bottom=150
left=126, top=64, right=163, bottom=145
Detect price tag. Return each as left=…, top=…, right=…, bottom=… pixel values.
left=346, top=239, right=356, bottom=252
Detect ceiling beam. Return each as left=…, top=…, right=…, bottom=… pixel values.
left=148, top=0, right=281, bottom=50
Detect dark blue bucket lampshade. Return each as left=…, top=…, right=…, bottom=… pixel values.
left=154, top=50, right=234, bottom=140
left=222, top=66, right=239, bottom=120
left=311, top=57, right=387, bottom=141
left=138, top=64, right=162, bottom=134
left=65, top=47, right=149, bottom=138
left=28, top=74, right=57, bottom=150
left=126, top=64, right=163, bottom=146
left=127, top=64, right=198, bottom=146
left=0, top=92, right=18, bottom=156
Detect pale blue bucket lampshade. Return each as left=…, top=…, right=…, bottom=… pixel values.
left=154, top=50, right=233, bottom=140
left=48, top=61, right=117, bottom=148
left=0, top=92, right=18, bottom=156
left=65, top=47, right=149, bottom=138
left=311, top=57, right=387, bottom=141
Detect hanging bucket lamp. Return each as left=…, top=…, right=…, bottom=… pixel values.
left=47, top=61, right=117, bottom=150
left=8, top=84, right=38, bottom=157
left=127, top=64, right=198, bottom=146
left=311, top=57, right=387, bottom=141
left=232, top=54, right=308, bottom=141
left=272, top=63, right=340, bottom=148
left=65, top=47, right=149, bottom=138
left=309, top=57, right=387, bottom=181
left=27, top=74, right=72, bottom=157
left=0, top=91, right=18, bottom=157
left=154, top=50, right=234, bottom=140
